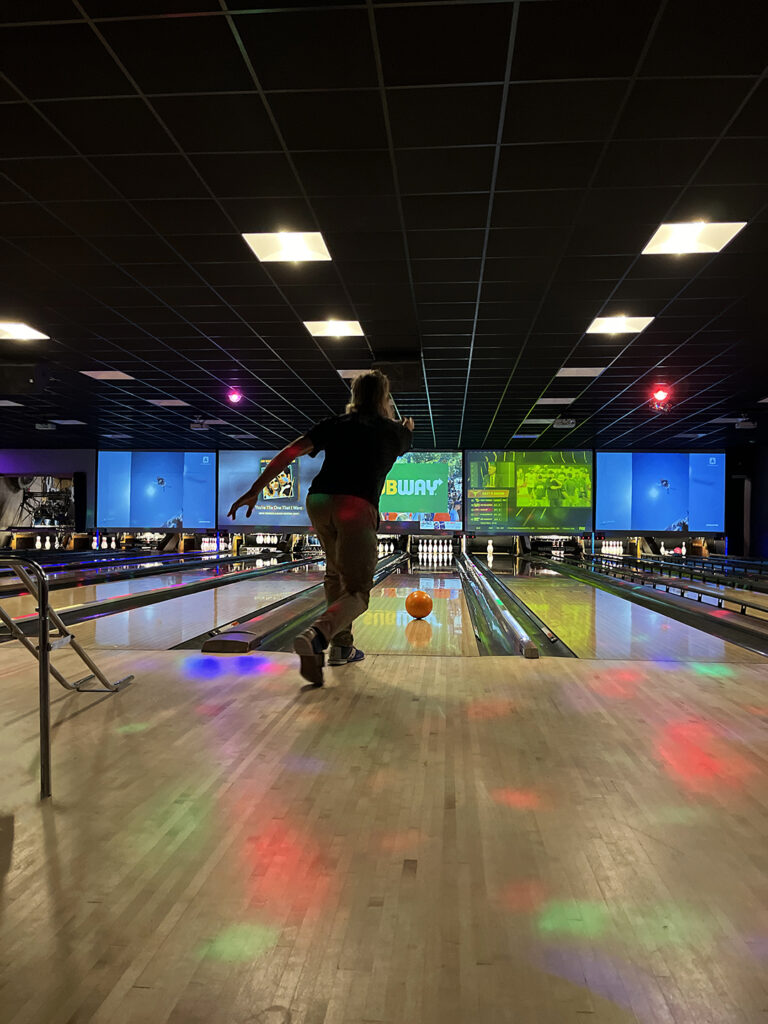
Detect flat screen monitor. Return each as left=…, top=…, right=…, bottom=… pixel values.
left=218, top=450, right=320, bottom=529
left=97, top=451, right=216, bottom=529
left=596, top=451, right=725, bottom=532
left=379, top=451, right=463, bottom=531
left=466, top=450, right=593, bottom=534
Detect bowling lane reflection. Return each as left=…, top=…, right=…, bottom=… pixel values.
left=72, top=566, right=325, bottom=650
left=352, top=572, right=479, bottom=656
left=500, top=576, right=764, bottom=662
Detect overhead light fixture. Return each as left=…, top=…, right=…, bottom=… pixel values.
left=35, top=423, right=56, bottom=431
left=710, top=416, right=742, bottom=424
left=51, top=419, right=86, bottom=425
left=227, top=389, right=243, bottom=404
left=104, top=433, right=131, bottom=439
left=148, top=399, right=189, bottom=407
left=0, top=399, right=23, bottom=407
left=242, top=231, right=331, bottom=262
left=649, top=384, right=671, bottom=412
left=556, top=366, right=606, bottom=378
left=512, top=434, right=539, bottom=439
left=304, top=320, right=364, bottom=338
left=586, top=316, right=654, bottom=334
left=203, top=419, right=227, bottom=425
left=0, top=321, right=49, bottom=341
left=642, top=221, right=747, bottom=255
left=759, top=397, right=768, bottom=404
left=80, top=370, right=135, bottom=381
left=536, top=397, right=574, bottom=405
left=676, top=433, right=705, bottom=439
left=228, top=433, right=256, bottom=440
left=337, top=368, right=369, bottom=379
left=552, top=417, right=576, bottom=429
left=524, top=417, right=556, bottom=424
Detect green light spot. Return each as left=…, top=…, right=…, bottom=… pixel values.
left=690, top=663, right=734, bottom=678
left=537, top=900, right=608, bottom=939
left=200, top=922, right=280, bottom=962
left=116, top=722, right=150, bottom=734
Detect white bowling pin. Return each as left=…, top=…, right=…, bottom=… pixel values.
left=682, top=541, right=687, bottom=557
left=92, top=535, right=98, bottom=549
left=35, top=535, right=42, bottom=550
left=54, top=536, right=59, bottom=550
left=111, top=536, right=116, bottom=550
left=101, top=536, right=108, bottom=549
left=44, top=535, right=51, bottom=550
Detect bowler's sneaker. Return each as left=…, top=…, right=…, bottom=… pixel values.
left=293, top=627, right=326, bottom=686
left=328, top=645, right=365, bottom=666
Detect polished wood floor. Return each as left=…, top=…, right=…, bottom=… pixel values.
left=2, top=640, right=768, bottom=1023
left=500, top=576, right=763, bottom=661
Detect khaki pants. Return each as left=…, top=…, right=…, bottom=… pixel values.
left=307, top=493, right=378, bottom=648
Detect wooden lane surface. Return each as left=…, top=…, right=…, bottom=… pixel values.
left=0, top=563, right=253, bottom=619
left=2, top=647, right=768, bottom=1022
left=351, top=570, right=479, bottom=656
left=499, top=576, right=765, bottom=662
left=69, top=565, right=326, bottom=650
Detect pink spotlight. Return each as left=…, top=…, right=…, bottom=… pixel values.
left=227, top=389, right=243, bottom=404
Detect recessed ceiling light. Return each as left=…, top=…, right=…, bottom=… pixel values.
left=148, top=399, right=190, bottom=407
left=512, top=434, right=539, bottom=439
left=586, top=316, right=654, bottom=334
left=304, top=320, right=364, bottom=338
left=0, top=399, right=23, bottom=407
left=676, top=433, right=706, bottom=439
left=759, top=397, right=768, bottom=403
left=536, top=397, right=574, bottom=405
left=104, top=433, right=131, bottom=439
left=51, top=419, right=86, bottom=425
left=556, top=366, right=607, bottom=378
left=203, top=419, right=227, bottom=426
left=642, top=221, right=747, bottom=255
left=80, top=370, right=135, bottom=381
left=242, top=231, right=331, bottom=262
left=710, top=416, right=741, bottom=424
left=0, top=321, right=49, bottom=341
left=524, top=417, right=556, bottom=424
left=228, top=433, right=256, bottom=440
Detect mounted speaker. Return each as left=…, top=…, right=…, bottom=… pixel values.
left=0, top=361, right=51, bottom=395
left=73, top=472, right=87, bottom=532
left=370, top=360, right=423, bottom=391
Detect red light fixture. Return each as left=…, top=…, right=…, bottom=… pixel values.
left=650, top=383, right=671, bottom=412
left=227, top=389, right=243, bottom=404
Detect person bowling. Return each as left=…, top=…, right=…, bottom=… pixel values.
left=227, top=370, right=414, bottom=686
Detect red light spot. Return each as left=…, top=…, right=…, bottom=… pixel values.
left=466, top=698, right=517, bottom=720
left=500, top=879, right=548, bottom=912
left=491, top=787, right=542, bottom=810
left=655, top=719, right=756, bottom=793
left=652, top=387, right=669, bottom=402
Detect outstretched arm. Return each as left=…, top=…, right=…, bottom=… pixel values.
left=227, top=436, right=314, bottom=520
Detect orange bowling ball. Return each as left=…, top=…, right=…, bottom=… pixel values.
left=405, top=590, right=433, bottom=619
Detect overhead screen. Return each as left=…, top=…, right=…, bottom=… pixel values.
left=379, top=451, right=462, bottom=531
left=596, top=452, right=725, bottom=532
left=97, top=451, right=216, bottom=529
left=466, top=450, right=593, bottom=534
left=218, top=450, right=319, bottom=528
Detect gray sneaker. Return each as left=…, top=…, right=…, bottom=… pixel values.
left=328, top=644, right=365, bottom=666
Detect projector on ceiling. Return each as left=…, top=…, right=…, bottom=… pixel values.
left=190, top=418, right=209, bottom=431
left=552, top=417, right=576, bottom=429
left=735, top=418, right=757, bottom=430
left=35, top=422, right=56, bottom=431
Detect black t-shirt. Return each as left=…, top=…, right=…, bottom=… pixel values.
left=307, top=412, right=412, bottom=510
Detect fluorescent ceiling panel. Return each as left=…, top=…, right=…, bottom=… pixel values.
left=0, top=399, right=23, bottom=407
left=536, top=397, right=574, bottom=405
left=80, top=370, right=135, bottom=381
left=148, top=399, right=190, bottom=407
left=304, top=320, right=364, bottom=337
left=0, top=321, right=49, bottom=340
left=642, top=221, right=746, bottom=255
left=556, top=366, right=606, bottom=377
left=242, top=231, right=331, bottom=262
left=51, top=419, right=86, bottom=425
left=586, top=316, right=654, bottom=334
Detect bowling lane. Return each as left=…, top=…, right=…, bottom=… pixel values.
left=74, top=564, right=325, bottom=650
left=496, top=572, right=764, bottom=662
left=0, top=561, right=270, bottom=619
left=352, top=570, right=479, bottom=656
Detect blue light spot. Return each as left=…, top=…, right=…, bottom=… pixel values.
left=184, top=656, right=223, bottom=680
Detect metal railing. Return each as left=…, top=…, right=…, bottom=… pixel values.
left=0, top=555, right=132, bottom=799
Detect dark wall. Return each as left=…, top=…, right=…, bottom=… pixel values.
left=748, top=445, right=768, bottom=557
left=0, top=449, right=96, bottom=528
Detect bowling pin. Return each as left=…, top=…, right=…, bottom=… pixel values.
left=54, top=536, right=59, bottom=550
left=92, top=535, right=98, bottom=549
left=101, top=536, right=108, bottom=549
left=378, top=542, right=383, bottom=558
left=44, top=535, right=51, bottom=550
left=35, top=535, right=42, bottom=550
left=682, top=541, right=687, bottom=557
left=111, top=536, right=116, bottom=550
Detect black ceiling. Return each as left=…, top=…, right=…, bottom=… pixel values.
left=0, top=0, right=766, bottom=453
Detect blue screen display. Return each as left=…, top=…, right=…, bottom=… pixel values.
left=218, top=450, right=321, bottom=528
left=596, top=452, right=725, bottom=532
left=97, top=451, right=216, bottom=529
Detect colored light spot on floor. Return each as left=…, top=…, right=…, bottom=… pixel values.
left=115, top=722, right=150, bottom=734
left=200, top=922, right=279, bottom=962
left=234, top=654, right=271, bottom=673
left=690, top=663, right=734, bottom=678
left=656, top=719, right=756, bottom=793
left=491, top=787, right=543, bottom=810
left=183, top=655, right=222, bottom=680
left=465, top=698, right=517, bottom=720
left=500, top=879, right=548, bottom=912
left=537, top=900, right=608, bottom=939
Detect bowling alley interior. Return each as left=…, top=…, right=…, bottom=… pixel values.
left=1, top=3, right=768, bottom=1022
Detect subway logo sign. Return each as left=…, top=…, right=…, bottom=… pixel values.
left=380, top=463, right=447, bottom=514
